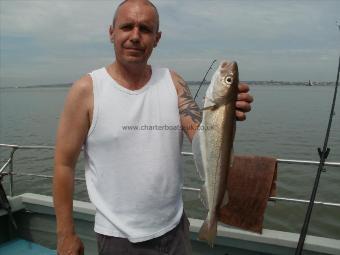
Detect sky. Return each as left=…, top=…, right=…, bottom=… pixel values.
left=0, top=0, right=340, bottom=87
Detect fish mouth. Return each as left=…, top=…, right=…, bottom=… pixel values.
left=219, top=60, right=238, bottom=81
left=220, top=60, right=235, bottom=69
left=220, top=60, right=237, bottom=71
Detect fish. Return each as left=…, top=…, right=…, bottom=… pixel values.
left=192, top=60, right=239, bottom=246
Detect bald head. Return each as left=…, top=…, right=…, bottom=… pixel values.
left=112, top=0, right=160, bottom=32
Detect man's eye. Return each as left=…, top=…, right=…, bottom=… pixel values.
left=120, top=24, right=133, bottom=31
left=140, top=26, right=152, bottom=33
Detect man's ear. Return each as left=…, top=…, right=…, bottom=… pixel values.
left=109, top=25, right=114, bottom=43
left=154, top=31, right=162, bottom=48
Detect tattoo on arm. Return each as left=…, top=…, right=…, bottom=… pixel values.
left=178, top=79, right=202, bottom=124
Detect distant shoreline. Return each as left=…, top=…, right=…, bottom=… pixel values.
left=0, top=80, right=335, bottom=89
left=0, top=83, right=73, bottom=89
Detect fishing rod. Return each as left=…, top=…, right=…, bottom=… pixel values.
left=193, top=59, right=217, bottom=101
left=295, top=56, right=340, bottom=254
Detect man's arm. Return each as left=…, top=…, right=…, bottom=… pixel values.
left=171, top=71, right=202, bottom=142
left=170, top=71, right=253, bottom=142
left=53, top=75, right=93, bottom=255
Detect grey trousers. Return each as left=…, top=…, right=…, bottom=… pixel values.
left=96, top=212, right=192, bottom=255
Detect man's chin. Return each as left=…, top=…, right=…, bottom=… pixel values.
left=121, top=56, right=147, bottom=65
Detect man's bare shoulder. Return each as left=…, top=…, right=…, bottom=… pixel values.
left=69, top=74, right=93, bottom=97
left=63, top=74, right=94, bottom=115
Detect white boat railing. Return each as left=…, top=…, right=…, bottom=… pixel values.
left=1, top=143, right=340, bottom=207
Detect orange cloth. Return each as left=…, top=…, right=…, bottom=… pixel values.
left=219, top=155, right=277, bottom=233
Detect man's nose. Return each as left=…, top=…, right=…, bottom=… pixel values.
left=130, top=27, right=141, bottom=43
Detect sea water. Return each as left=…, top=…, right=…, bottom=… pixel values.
left=0, top=83, right=339, bottom=239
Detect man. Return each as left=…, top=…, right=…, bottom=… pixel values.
left=53, top=0, right=253, bottom=254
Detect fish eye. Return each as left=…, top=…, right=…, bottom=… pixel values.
left=224, top=76, right=233, bottom=85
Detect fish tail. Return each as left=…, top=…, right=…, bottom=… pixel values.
left=198, top=217, right=217, bottom=247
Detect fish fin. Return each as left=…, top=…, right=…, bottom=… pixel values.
left=198, top=217, right=218, bottom=247
left=192, top=133, right=209, bottom=209
left=230, top=147, right=234, bottom=167
left=230, top=121, right=236, bottom=167
left=202, top=105, right=218, bottom=111
left=221, top=146, right=233, bottom=208
left=220, top=143, right=233, bottom=209
left=220, top=190, right=229, bottom=208
left=199, top=184, right=209, bottom=209
left=192, top=131, right=205, bottom=181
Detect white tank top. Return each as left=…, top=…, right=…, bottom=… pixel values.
left=84, top=67, right=183, bottom=242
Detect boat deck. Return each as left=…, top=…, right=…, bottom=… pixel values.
left=0, top=238, right=56, bottom=255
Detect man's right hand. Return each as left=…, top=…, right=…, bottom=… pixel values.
left=57, top=233, right=84, bottom=255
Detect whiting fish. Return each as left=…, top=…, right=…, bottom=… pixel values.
left=192, top=60, right=239, bottom=246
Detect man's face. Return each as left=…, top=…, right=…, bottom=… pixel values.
left=110, top=2, right=161, bottom=66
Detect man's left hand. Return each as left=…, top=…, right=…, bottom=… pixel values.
left=236, top=82, right=253, bottom=121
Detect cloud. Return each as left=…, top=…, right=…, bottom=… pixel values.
left=158, top=0, right=339, bottom=46
left=1, top=1, right=116, bottom=44
left=1, top=0, right=339, bottom=86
